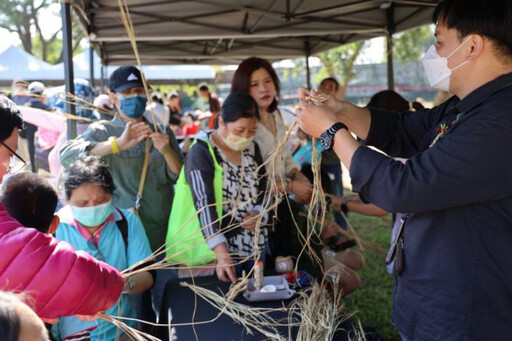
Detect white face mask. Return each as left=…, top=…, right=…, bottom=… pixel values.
left=421, top=37, right=471, bottom=92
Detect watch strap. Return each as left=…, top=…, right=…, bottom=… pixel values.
left=321, top=122, right=348, bottom=150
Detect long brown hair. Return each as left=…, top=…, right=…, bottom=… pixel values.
left=231, top=57, right=281, bottom=113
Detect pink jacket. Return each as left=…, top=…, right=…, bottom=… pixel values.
left=0, top=204, right=124, bottom=319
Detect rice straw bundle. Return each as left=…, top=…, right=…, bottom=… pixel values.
left=181, top=282, right=289, bottom=340
left=294, top=137, right=327, bottom=267
left=56, top=91, right=115, bottom=118
left=121, top=198, right=260, bottom=278
left=97, top=313, right=162, bottom=341
left=116, top=0, right=159, bottom=133
left=288, top=276, right=350, bottom=341
left=348, top=320, right=367, bottom=341
left=257, top=121, right=298, bottom=214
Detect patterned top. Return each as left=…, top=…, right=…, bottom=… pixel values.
left=213, top=137, right=268, bottom=256
left=185, top=135, right=268, bottom=257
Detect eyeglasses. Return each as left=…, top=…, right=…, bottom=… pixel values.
left=87, top=235, right=106, bottom=262
left=1, top=141, right=29, bottom=174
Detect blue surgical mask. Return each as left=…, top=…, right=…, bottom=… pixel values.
left=118, top=94, right=147, bottom=119
left=70, top=200, right=113, bottom=227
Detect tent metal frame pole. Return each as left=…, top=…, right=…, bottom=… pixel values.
left=304, top=37, right=311, bottom=89
left=100, top=65, right=105, bottom=92
left=61, top=1, right=76, bottom=139
left=386, top=4, right=395, bottom=90
left=89, top=42, right=95, bottom=90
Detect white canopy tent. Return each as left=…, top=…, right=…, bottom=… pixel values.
left=0, top=46, right=56, bottom=85
left=0, top=45, right=215, bottom=87
left=51, top=50, right=216, bottom=81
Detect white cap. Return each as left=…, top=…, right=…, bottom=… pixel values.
left=27, top=81, right=45, bottom=94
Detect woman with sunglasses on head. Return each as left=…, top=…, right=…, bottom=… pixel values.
left=54, top=154, right=154, bottom=341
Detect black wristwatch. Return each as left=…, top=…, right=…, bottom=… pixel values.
left=320, top=122, right=348, bottom=151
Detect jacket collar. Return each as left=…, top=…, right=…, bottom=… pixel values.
left=456, top=72, right=512, bottom=114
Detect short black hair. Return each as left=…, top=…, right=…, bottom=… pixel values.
left=320, top=77, right=340, bottom=91
left=367, top=90, right=424, bottom=112
left=0, top=173, right=58, bottom=233
left=198, top=83, right=209, bottom=92
left=169, top=114, right=182, bottom=126
left=0, top=95, right=23, bottom=143
left=63, top=154, right=116, bottom=200
left=221, top=93, right=259, bottom=124
left=433, top=0, right=512, bottom=60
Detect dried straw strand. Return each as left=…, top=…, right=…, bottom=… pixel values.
left=288, top=276, right=351, bottom=341
left=182, top=282, right=288, bottom=340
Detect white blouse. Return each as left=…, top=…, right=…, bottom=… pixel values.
left=254, top=110, right=299, bottom=178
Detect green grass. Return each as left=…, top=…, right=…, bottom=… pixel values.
left=342, top=212, right=400, bottom=341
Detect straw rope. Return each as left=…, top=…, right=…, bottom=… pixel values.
left=47, top=2, right=372, bottom=336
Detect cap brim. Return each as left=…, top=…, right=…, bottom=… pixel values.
left=114, top=81, right=151, bottom=93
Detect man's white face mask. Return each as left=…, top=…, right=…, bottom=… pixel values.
left=421, top=37, right=471, bottom=92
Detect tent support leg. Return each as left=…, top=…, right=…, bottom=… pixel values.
left=61, top=1, right=76, bottom=139
left=304, top=37, right=311, bottom=89
left=89, top=43, right=95, bottom=90
left=386, top=4, right=395, bottom=91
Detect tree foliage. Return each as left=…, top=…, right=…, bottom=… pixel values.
left=314, top=24, right=434, bottom=95
left=0, top=0, right=85, bottom=64
left=392, top=25, right=435, bottom=63
left=316, top=41, right=367, bottom=87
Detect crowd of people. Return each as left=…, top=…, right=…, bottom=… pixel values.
left=0, top=0, right=510, bottom=340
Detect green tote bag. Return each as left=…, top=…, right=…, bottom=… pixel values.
left=165, top=139, right=223, bottom=266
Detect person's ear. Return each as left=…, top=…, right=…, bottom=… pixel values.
left=108, top=92, right=120, bottom=108
left=217, top=116, right=225, bottom=128
left=48, top=215, right=60, bottom=235
left=467, top=34, right=484, bottom=60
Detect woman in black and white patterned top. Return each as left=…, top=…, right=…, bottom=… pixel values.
left=185, top=93, right=268, bottom=283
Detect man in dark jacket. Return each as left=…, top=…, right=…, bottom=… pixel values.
left=296, top=0, right=512, bottom=339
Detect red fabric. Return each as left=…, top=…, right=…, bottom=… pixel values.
left=0, top=204, right=123, bottom=319
left=183, top=123, right=199, bottom=136
left=208, top=114, right=219, bottom=130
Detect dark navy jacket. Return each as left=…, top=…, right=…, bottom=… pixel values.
left=350, top=72, right=512, bottom=340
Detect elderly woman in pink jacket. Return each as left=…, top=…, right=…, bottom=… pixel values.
left=0, top=94, right=123, bottom=320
